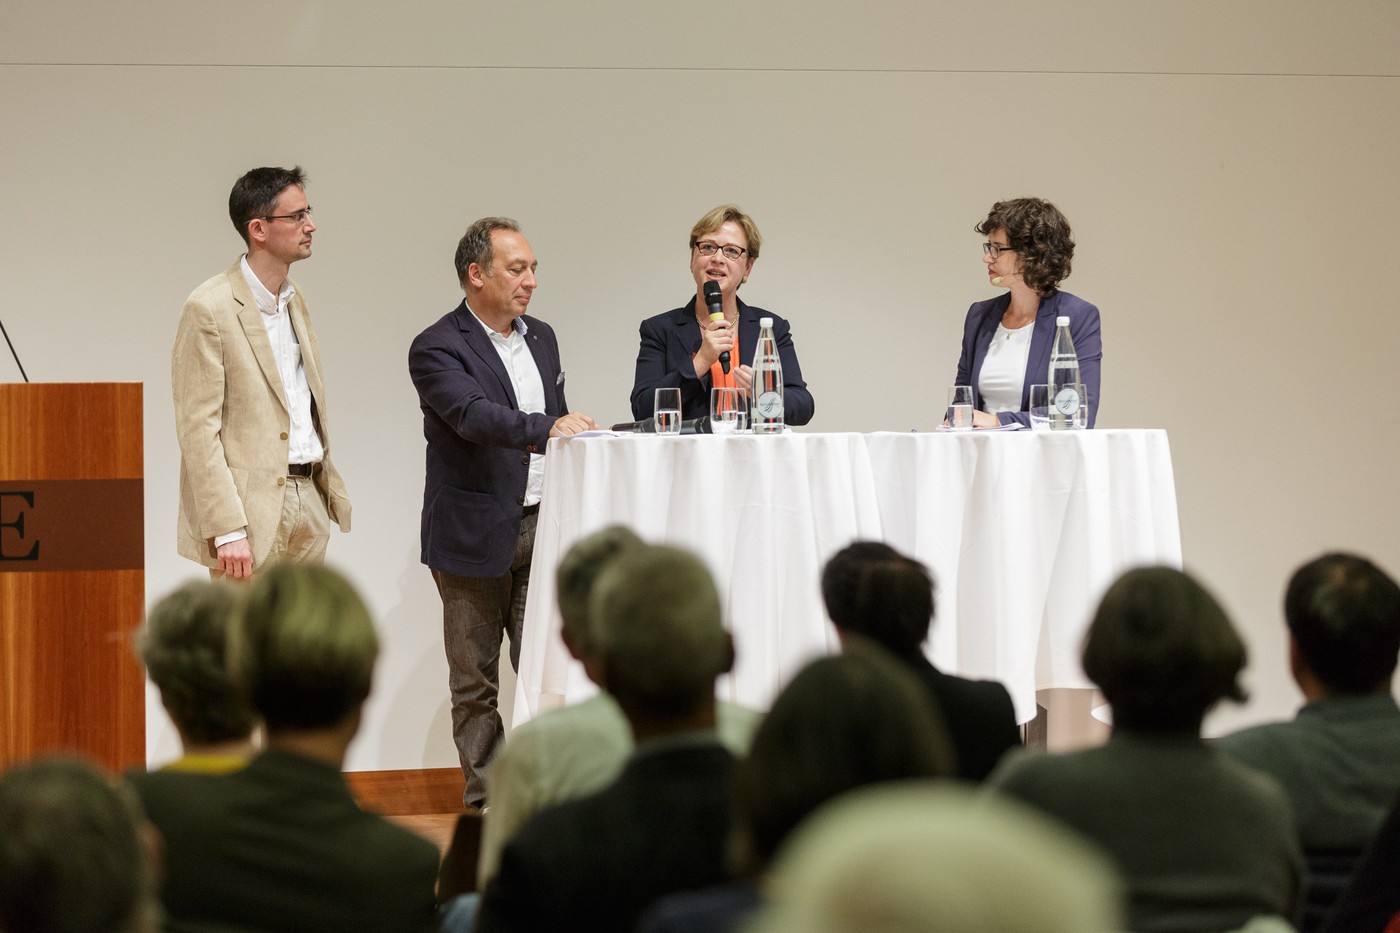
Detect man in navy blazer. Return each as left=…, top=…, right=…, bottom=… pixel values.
left=409, top=217, right=597, bottom=808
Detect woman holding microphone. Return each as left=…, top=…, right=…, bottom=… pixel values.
left=630, top=205, right=814, bottom=425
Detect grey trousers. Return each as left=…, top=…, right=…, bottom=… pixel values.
left=432, top=511, right=535, bottom=808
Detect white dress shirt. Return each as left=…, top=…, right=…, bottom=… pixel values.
left=469, top=307, right=546, bottom=507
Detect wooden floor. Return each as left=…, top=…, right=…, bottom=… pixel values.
left=346, top=767, right=468, bottom=856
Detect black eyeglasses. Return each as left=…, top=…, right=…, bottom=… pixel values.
left=982, top=242, right=1016, bottom=260
left=695, top=242, right=748, bottom=261
left=262, top=207, right=314, bottom=225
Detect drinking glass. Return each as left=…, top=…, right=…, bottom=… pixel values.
left=1029, top=384, right=1051, bottom=431
left=947, top=385, right=975, bottom=432
left=653, top=387, right=682, bottom=435
left=710, top=387, right=743, bottom=435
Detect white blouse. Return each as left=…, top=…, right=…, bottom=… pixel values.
left=977, top=321, right=1034, bottom=414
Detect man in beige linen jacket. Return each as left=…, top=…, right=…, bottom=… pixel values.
left=173, top=166, right=350, bottom=579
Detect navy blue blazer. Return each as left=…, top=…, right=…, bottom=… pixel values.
left=953, top=289, right=1102, bottom=428
left=409, top=302, right=566, bottom=578
left=631, top=297, right=814, bottom=425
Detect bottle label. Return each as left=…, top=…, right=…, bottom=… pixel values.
left=755, top=391, right=783, bottom=418
left=1052, top=386, right=1080, bottom=415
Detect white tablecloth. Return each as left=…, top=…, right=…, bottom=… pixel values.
left=512, top=429, right=1181, bottom=726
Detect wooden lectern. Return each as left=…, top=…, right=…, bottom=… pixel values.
left=0, top=383, right=145, bottom=771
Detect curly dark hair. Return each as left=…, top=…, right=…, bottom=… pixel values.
left=975, top=198, right=1074, bottom=295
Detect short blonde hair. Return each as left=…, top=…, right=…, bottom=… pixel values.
left=689, top=204, right=762, bottom=260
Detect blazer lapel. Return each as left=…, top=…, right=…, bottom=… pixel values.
left=1021, top=292, right=1062, bottom=410
left=231, top=269, right=290, bottom=415
left=970, top=293, right=1009, bottom=404
left=736, top=300, right=762, bottom=369
left=456, top=304, right=519, bottom=408
left=524, top=323, right=562, bottom=415
left=671, top=302, right=702, bottom=359
left=288, top=289, right=325, bottom=415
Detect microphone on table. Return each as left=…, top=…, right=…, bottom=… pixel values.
left=609, top=416, right=713, bottom=435
left=703, top=280, right=729, bottom=373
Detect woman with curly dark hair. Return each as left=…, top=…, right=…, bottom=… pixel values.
left=951, top=198, right=1102, bottom=428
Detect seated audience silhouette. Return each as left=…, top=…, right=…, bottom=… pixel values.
left=130, top=563, right=440, bottom=933
left=991, top=566, right=1302, bottom=932
left=0, top=756, right=161, bottom=933
left=639, top=645, right=955, bottom=933
left=822, top=541, right=1020, bottom=780
left=475, top=543, right=741, bottom=933
left=135, top=580, right=257, bottom=772
left=478, top=525, right=759, bottom=888
left=1218, top=552, right=1400, bottom=933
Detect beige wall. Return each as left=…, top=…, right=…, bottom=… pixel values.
left=4, top=2, right=1398, bottom=769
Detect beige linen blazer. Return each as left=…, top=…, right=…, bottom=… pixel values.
left=172, top=262, right=351, bottom=569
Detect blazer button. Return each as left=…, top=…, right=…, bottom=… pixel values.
left=277, top=476, right=286, bottom=487
left=516, top=495, right=525, bottom=506
left=280, top=431, right=289, bottom=440
left=521, top=455, right=529, bottom=465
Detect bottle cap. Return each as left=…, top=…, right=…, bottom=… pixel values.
left=1056, top=316, right=1070, bottom=326
left=760, top=317, right=773, bottom=327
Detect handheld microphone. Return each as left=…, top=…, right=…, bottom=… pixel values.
left=609, top=416, right=712, bottom=435
left=702, top=280, right=729, bottom=373
left=992, top=276, right=1005, bottom=286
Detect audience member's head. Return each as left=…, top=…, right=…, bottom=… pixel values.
left=0, top=757, right=160, bottom=933
left=821, top=541, right=934, bottom=656
left=733, top=646, right=955, bottom=875
left=228, top=562, right=378, bottom=737
left=138, top=581, right=257, bottom=755
left=1083, top=566, right=1246, bottom=735
left=1284, top=552, right=1400, bottom=697
left=748, top=783, right=1121, bottom=933
left=555, top=525, right=645, bottom=664
left=589, top=544, right=733, bottom=727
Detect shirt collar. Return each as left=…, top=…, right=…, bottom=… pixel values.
left=466, top=303, right=528, bottom=341
left=240, top=254, right=295, bottom=316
